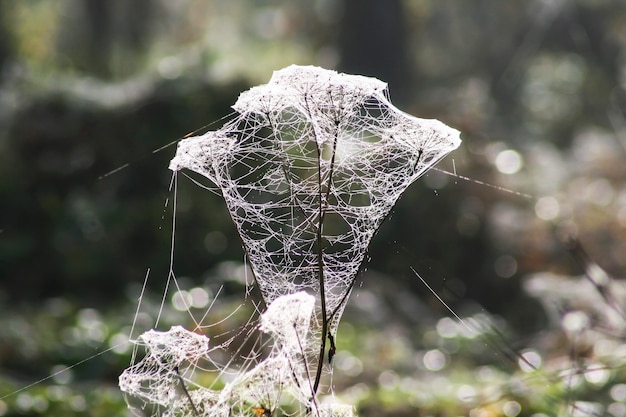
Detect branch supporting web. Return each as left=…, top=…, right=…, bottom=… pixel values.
left=121, top=65, right=461, bottom=417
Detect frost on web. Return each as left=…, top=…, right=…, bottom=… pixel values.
left=169, top=65, right=461, bottom=332
left=120, top=293, right=341, bottom=416
left=259, top=291, right=316, bottom=352
left=118, top=326, right=210, bottom=410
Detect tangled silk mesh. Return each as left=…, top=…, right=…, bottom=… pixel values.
left=118, top=326, right=210, bottom=409
left=121, top=65, right=460, bottom=417
left=169, top=65, right=461, bottom=330
left=120, top=293, right=349, bottom=416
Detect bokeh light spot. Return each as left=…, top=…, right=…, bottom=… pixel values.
left=172, top=290, right=192, bottom=311
left=494, top=255, right=517, bottom=278
left=378, top=370, right=398, bottom=389
left=535, top=196, right=560, bottom=221
left=570, top=401, right=601, bottom=417
left=562, top=310, right=589, bottom=333
left=611, top=384, right=626, bottom=401
left=495, top=150, right=523, bottom=174
left=457, top=384, right=477, bottom=402
left=190, top=287, right=210, bottom=308
left=50, top=364, right=73, bottom=385
left=436, top=317, right=459, bottom=338
left=423, top=349, right=447, bottom=371
left=69, top=395, right=87, bottom=411
left=583, top=178, right=614, bottom=206
left=503, top=400, right=522, bottom=417
left=584, top=362, right=610, bottom=386
left=608, top=402, right=626, bottom=417
left=158, top=56, right=182, bottom=79
left=519, top=350, right=542, bottom=372
left=336, top=352, right=363, bottom=377
left=110, top=332, right=132, bottom=354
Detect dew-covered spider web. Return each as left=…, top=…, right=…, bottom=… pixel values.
left=169, top=65, right=460, bottom=328
left=119, top=65, right=460, bottom=417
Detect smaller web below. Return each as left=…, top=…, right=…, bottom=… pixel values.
left=119, top=326, right=211, bottom=411
left=120, top=293, right=357, bottom=417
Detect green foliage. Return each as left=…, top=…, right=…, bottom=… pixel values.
left=1, top=0, right=625, bottom=415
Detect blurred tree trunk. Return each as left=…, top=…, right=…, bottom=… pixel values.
left=60, top=0, right=156, bottom=78
left=337, top=0, right=413, bottom=105
left=85, top=0, right=112, bottom=78
left=0, top=0, right=12, bottom=72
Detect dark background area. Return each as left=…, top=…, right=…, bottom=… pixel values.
left=1, top=1, right=625, bottom=416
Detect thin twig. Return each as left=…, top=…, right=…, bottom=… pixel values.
left=303, top=93, right=329, bottom=396
left=174, top=366, right=199, bottom=417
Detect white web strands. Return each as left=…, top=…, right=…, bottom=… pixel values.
left=119, top=326, right=210, bottom=409
left=121, top=65, right=460, bottom=417
left=120, top=293, right=348, bottom=416
left=169, top=65, right=460, bottom=329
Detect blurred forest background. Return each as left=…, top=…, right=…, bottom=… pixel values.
left=1, top=0, right=626, bottom=416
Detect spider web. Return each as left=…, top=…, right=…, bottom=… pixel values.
left=120, top=65, right=460, bottom=417
left=169, top=65, right=460, bottom=328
